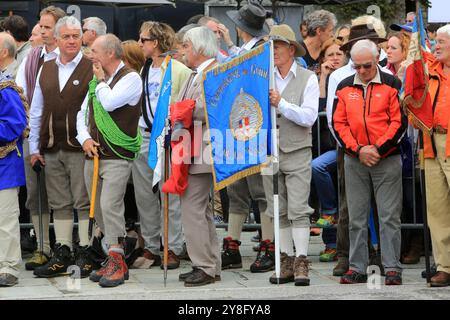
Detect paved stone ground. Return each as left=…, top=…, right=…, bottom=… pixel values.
left=1, top=228, right=448, bottom=300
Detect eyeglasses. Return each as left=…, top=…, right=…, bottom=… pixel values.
left=352, top=62, right=373, bottom=70
left=139, top=37, right=154, bottom=43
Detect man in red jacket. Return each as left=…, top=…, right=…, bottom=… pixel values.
left=332, top=39, right=407, bottom=285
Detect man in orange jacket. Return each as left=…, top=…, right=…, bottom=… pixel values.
left=332, top=39, right=407, bottom=285
left=422, top=24, right=450, bottom=287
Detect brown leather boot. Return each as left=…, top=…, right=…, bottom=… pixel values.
left=294, top=255, right=311, bottom=286
left=430, top=271, right=450, bottom=287
left=269, top=253, right=294, bottom=284
left=333, top=256, right=349, bottom=276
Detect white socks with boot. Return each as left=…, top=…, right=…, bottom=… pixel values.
left=279, top=226, right=294, bottom=256
left=292, top=227, right=310, bottom=257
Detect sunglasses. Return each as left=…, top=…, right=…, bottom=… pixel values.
left=352, top=62, right=373, bottom=70
left=139, top=37, right=154, bottom=43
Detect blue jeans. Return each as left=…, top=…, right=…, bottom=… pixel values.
left=312, top=150, right=337, bottom=215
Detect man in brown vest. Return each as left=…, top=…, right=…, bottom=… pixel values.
left=16, top=5, right=65, bottom=271
left=77, top=34, right=142, bottom=288
left=29, top=16, right=94, bottom=278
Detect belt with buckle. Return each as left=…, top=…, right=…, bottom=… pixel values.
left=434, top=126, right=448, bottom=134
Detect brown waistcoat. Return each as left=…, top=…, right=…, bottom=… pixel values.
left=88, top=66, right=142, bottom=160
left=39, top=56, right=93, bottom=153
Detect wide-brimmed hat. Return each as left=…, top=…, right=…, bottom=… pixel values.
left=269, top=24, right=306, bottom=57
left=226, top=1, right=270, bottom=38
left=340, top=24, right=388, bottom=51
left=390, top=22, right=413, bottom=33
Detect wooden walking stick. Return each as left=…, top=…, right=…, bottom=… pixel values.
left=88, top=155, right=99, bottom=240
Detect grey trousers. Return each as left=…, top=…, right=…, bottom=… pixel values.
left=84, top=159, right=131, bottom=246
left=344, top=155, right=403, bottom=274
left=227, top=172, right=267, bottom=215
left=263, top=148, right=314, bottom=228
left=131, top=130, right=183, bottom=255
left=180, top=173, right=221, bottom=277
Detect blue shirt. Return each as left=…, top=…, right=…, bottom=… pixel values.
left=0, top=84, right=27, bottom=191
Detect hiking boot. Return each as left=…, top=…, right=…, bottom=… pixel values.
left=333, top=257, right=349, bottom=276
left=25, top=251, right=50, bottom=271
left=98, top=251, right=129, bottom=288
left=184, top=268, right=215, bottom=287
left=179, top=268, right=221, bottom=282
left=160, top=250, right=180, bottom=269
left=269, top=253, right=295, bottom=284
left=250, top=240, right=275, bottom=273
left=74, top=245, right=96, bottom=278
left=401, top=246, right=422, bottom=264
left=315, top=215, right=336, bottom=228
left=294, top=255, right=311, bottom=286
left=340, top=270, right=367, bottom=284
left=320, top=247, right=338, bottom=262
left=33, top=244, right=73, bottom=278
left=221, top=237, right=242, bottom=269
left=421, top=263, right=437, bottom=279
left=385, top=271, right=402, bottom=285
left=0, top=273, right=18, bottom=287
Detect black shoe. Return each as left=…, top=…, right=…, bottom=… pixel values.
left=33, top=243, right=73, bottom=278
left=221, top=237, right=242, bottom=269
left=250, top=240, right=275, bottom=273
left=74, top=245, right=97, bottom=278
left=0, top=273, right=18, bottom=287
left=184, top=268, right=215, bottom=287
left=179, top=268, right=221, bottom=282
left=422, top=263, right=437, bottom=279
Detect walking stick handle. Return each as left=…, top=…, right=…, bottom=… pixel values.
left=88, top=155, right=99, bottom=239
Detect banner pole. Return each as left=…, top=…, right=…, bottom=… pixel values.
left=269, top=40, right=281, bottom=284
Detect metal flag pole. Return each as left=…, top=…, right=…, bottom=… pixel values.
left=414, top=0, right=431, bottom=285
left=163, top=115, right=170, bottom=287
left=269, top=40, right=281, bottom=284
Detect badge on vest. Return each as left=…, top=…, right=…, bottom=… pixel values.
left=73, top=80, right=80, bottom=86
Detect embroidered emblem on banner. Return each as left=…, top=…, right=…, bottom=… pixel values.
left=230, top=88, right=263, bottom=141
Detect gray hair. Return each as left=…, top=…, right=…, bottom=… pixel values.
left=176, top=23, right=199, bottom=43
left=55, top=16, right=82, bottom=38
left=183, top=26, right=218, bottom=58
left=305, top=10, right=337, bottom=37
left=0, top=32, right=16, bottom=58
left=83, top=17, right=107, bottom=36
left=98, top=33, right=123, bottom=59
left=437, top=24, right=450, bottom=39
left=350, top=39, right=379, bottom=60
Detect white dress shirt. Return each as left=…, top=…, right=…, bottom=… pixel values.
left=15, top=46, right=60, bottom=97
left=76, top=61, right=143, bottom=146
left=275, top=61, right=319, bottom=128
left=28, top=50, right=82, bottom=155
left=194, top=58, right=216, bottom=83
left=228, top=36, right=264, bottom=57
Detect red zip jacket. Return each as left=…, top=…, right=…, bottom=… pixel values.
left=332, top=69, right=407, bottom=158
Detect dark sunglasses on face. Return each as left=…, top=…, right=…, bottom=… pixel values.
left=352, top=62, right=373, bottom=70
left=139, top=37, right=154, bottom=43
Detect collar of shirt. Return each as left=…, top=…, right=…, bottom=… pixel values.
left=41, top=46, right=60, bottom=59
left=353, top=67, right=381, bottom=86
left=106, top=61, right=126, bottom=84
left=275, top=60, right=297, bottom=93
left=196, top=58, right=215, bottom=75
left=241, top=37, right=262, bottom=53
left=1, top=60, right=18, bottom=79
left=55, top=50, right=82, bottom=68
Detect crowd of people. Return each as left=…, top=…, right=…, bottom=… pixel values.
left=0, top=1, right=449, bottom=290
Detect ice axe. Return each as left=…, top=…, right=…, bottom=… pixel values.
left=88, top=155, right=99, bottom=240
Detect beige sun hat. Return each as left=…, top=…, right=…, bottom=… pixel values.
left=269, top=24, right=306, bottom=57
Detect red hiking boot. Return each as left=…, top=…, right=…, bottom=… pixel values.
left=98, top=251, right=129, bottom=287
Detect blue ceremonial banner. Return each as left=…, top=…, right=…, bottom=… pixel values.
left=203, top=42, right=272, bottom=190
left=148, top=56, right=172, bottom=187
